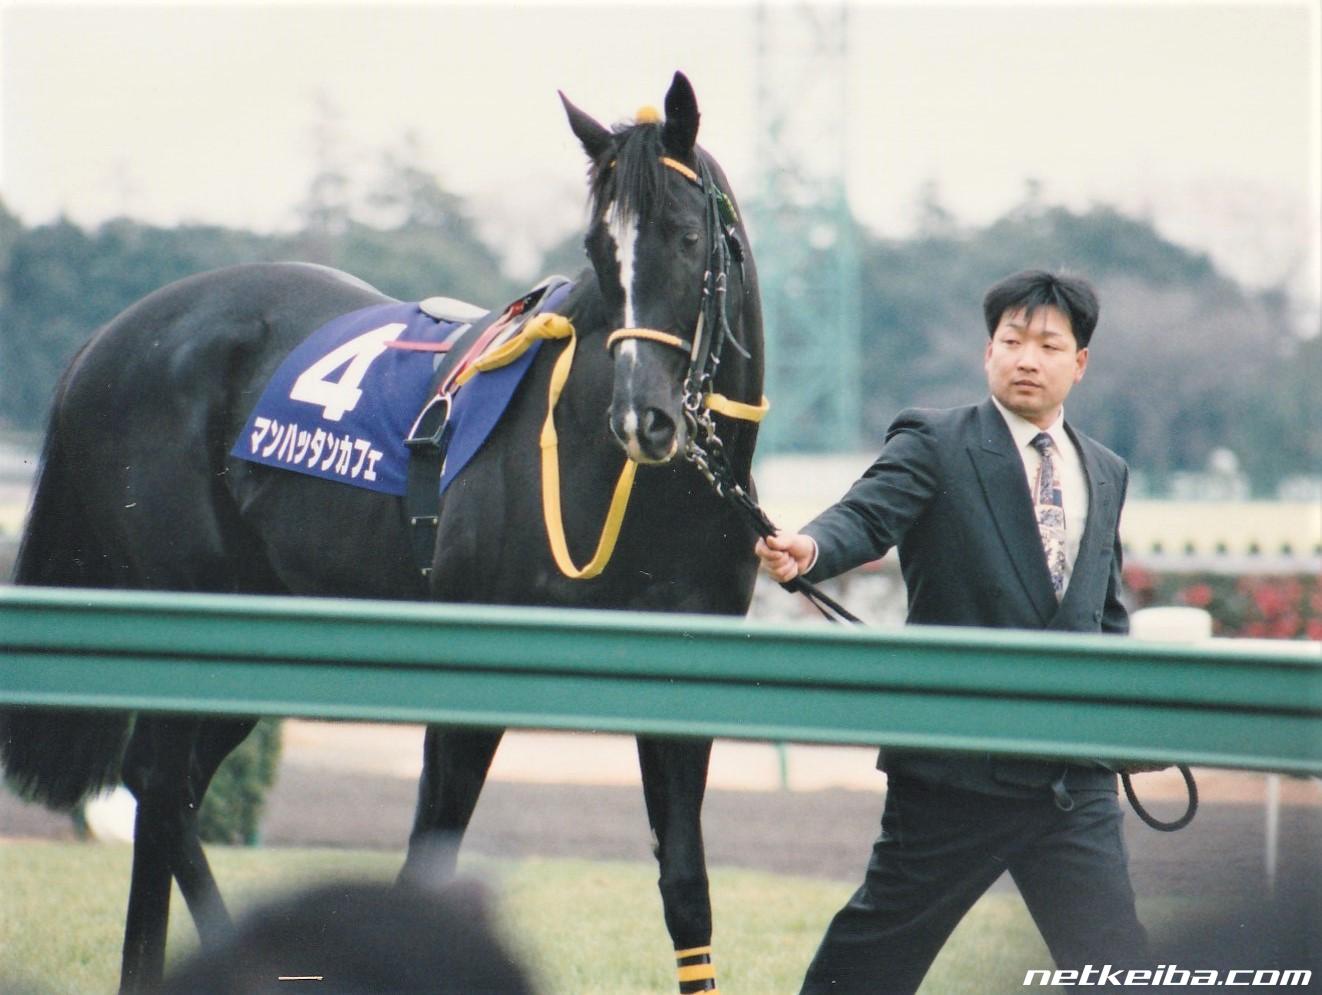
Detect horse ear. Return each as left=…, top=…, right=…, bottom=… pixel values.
left=662, top=71, right=700, bottom=157
left=560, top=91, right=613, bottom=161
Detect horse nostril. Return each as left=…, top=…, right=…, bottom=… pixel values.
left=608, top=404, right=681, bottom=463
left=639, top=408, right=677, bottom=455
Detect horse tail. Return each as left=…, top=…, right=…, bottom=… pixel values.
left=2, top=417, right=134, bottom=811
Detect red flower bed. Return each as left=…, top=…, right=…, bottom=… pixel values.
left=1124, top=568, right=1321, bottom=640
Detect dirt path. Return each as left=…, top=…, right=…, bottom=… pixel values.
left=4, top=724, right=1319, bottom=901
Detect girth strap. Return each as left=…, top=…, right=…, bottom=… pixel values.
left=403, top=394, right=453, bottom=577
left=403, top=302, right=510, bottom=577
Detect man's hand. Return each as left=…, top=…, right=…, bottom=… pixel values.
left=754, top=531, right=816, bottom=583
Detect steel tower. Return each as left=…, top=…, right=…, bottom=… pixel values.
left=751, top=2, right=862, bottom=453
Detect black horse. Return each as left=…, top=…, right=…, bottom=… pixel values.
left=1, top=73, right=764, bottom=993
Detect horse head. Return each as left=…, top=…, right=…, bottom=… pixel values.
left=561, top=72, right=762, bottom=468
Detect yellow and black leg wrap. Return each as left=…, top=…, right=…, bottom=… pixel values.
left=675, top=946, right=718, bottom=994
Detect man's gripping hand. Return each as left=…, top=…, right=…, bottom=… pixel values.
left=754, top=531, right=817, bottom=583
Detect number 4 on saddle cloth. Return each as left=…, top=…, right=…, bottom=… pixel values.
left=232, top=277, right=575, bottom=507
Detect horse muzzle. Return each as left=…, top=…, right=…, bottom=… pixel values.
left=609, top=401, right=683, bottom=465
left=606, top=328, right=692, bottom=465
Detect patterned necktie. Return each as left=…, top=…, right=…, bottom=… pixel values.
left=1031, top=432, right=1067, bottom=598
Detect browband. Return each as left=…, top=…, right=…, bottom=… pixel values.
left=659, top=155, right=700, bottom=185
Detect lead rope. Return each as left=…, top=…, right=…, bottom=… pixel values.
left=681, top=408, right=861, bottom=625
left=659, top=154, right=1193, bottom=827
left=621, top=142, right=1187, bottom=828
left=1123, top=764, right=1198, bottom=831
left=686, top=415, right=1195, bottom=828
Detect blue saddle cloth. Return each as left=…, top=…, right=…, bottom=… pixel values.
left=231, top=299, right=550, bottom=496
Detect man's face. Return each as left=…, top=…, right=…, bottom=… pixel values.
left=984, top=305, right=1088, bottom=429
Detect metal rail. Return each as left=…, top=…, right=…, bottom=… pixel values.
left=2, top=586, right=1318, bottom=773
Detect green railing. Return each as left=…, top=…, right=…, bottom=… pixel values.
left=2, top=586, right=1319, bottom=773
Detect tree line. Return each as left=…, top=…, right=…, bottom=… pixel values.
left=850, top=200, right=1319, bottom=496
left=1, top=174, right=1315, bottom=496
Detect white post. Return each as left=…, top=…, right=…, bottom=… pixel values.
left=1264, top=773, right=1280, bottom=895
left=1129, top=606, right=1283, bottom=893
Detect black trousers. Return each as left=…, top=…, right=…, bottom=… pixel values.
left=800, top=776, right=1148, bottom=994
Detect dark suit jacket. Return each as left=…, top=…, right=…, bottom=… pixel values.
left=803, top=399, right=1130, bottom=797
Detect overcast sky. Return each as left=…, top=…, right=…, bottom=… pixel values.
left=2, top=1, right=1318, bottom=323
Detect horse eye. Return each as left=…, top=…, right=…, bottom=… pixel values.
left=682, top=231, right=701, bottom=248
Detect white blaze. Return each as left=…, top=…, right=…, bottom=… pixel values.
left=607, top=203, right=673, bottom=463
left=611, top=205, right=643, bottom=445
left=611, top=205, right=640, bottom=332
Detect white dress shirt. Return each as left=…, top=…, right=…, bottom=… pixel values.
left=990, top=397, right=1089, bottom=590
left=799, top=400, right=1091, bottom=582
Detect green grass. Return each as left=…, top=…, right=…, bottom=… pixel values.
left=1, top=841, right=1183, bottom=994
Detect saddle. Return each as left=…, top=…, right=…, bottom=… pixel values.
left=230, top=276, right=574, bottom=570
left=417, top=296, right=488, bottom=323
left=401, top=276, right=575, bottom=575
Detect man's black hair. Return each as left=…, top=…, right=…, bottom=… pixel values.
left=982, top=269, right=1100, bottom=348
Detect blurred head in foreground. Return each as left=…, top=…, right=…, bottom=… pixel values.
left=156, top=876, right=537, bottom=995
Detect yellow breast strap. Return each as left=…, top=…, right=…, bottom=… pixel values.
left=462, top=309, right=765, bottom=581
left=540, top=321, right=638, bottom=580
left=454, top=312, right=573, bottom=387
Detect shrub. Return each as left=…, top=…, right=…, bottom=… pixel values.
left=198, top=719, right=282, bottom=845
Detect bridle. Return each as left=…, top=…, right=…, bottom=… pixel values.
left=596, top=151, right=858, bottom=621
left=539, top=141, right=853, bottom=621
left=603, top=153, right=770, bottom=486
left=526, top=148, right=770, bottom=584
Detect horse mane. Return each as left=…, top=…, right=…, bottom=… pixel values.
left=588, top=122, right=672, bottom=227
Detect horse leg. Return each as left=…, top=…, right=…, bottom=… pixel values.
left=637, top=735, right=718, bottom=995
left=118, top=717, right=192, bottom=992
left=168, top=718, right=257, bottom=931
left=399, top=727, right=504, bottom=886
left=119, top=716, right=246, bottom=992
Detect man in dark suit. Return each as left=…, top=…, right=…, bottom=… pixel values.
left=757, top=270, right=1147, bottom=994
